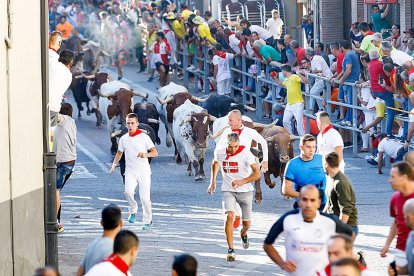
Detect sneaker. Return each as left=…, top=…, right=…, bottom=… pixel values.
left=233, top=216, right=241, bottom=229
left=128, top=213, right=136, bottom=223
left=57, top=224, right=64, bottom=234
left=187, top=65, right=196, bottom=71
left=147, top=77, right=154, bottom=82
left=367, top=159, right=378, bottom=166
left=142, top=221, right=153, bottom=230
left=226, top=248, right=236, bottom=262
left=241, top=232, right=249, bottom=249
left=357, top=251, right=367, bottom=267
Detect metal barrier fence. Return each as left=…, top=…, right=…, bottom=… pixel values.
left=176, top=42, right=390, bottom=157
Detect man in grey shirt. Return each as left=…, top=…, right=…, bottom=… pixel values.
left=52, top=103, right=77, bottom=233
left=77, top=204, right=123, bottom=275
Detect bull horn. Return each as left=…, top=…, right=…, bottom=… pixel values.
left=191, top=94, right=210, bottom=103
left=210, top=126, right=229, bottom=140
left=157, top=95, right=174, bottom=105
left=132, top=90, right=149, bottom=98
left=110, top=130, right=122, bottom=138
left=209, top=115, right=217, bottom=121
left=252, top=119, right=278, bottom=129
left=179, top=116, right=191, bottom=126
left=140, top=129, right=149, bottom=134
left=290, top=135, right=302, bottom=141
left=230, top=103, right=237, bottom=107
left=244, top=105, right=256, bottom=111
left=147, top=118, right=160, bottom=124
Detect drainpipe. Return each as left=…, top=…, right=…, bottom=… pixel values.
left=41, top=0, right=58, bottom=269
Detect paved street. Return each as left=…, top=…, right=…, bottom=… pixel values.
left=58, top=64, right=395, bottom=275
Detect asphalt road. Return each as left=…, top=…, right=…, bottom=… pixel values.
left=58, top=64, right=394, bottom=275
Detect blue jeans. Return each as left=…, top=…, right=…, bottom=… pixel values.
left=403, top=98, right=413, bottom=139
left=56, top=162, right=75, bottom=191
left=343, top=85, right=353, bottom=122
left=352, top=225, right=359, bottom=236
left=374, top=92, right=395, bottom=136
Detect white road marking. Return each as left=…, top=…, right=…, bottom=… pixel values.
left=70, top=164, right=97, bottom=179
left=77, top=142, right=109, bottom=173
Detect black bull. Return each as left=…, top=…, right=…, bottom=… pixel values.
left=70, top=74, right=91, bottom=118
left=133, top=102, right=161, bottom=145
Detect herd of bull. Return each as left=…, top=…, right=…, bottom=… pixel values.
left=70, top=76, right=300, bottom=196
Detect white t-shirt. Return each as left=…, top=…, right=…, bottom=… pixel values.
left=409, top=107, right=414, bottom=123
left=317, top=127, right=344, bottom=171
left=391, top=49, right=413, bottom=66
left=361, top=87, right=376, bottom=110
left=212, top=53, right=234, bottom=82
left=217, top=125, right=269, bottom=162
left=214, top=146, right=256, bottom=192
left=53, top=114, right=77, bottom=163
left=250, top=25, right=272, bottom=40
left=266, top=18, right=284, bottom=39
left=229, top=34, right=241, bottom=54
left=378, top=138, right=403, bottom=158
left=310, top=55, right=332, bottom=83
left=118, top=132, right=155, bottom=174
left=85, top=261, right=132, bottom=276
left=49, top=57, right=72, bottom=112
left=244, top=41, right=255, bottom=57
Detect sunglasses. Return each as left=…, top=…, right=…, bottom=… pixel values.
left=301, top=61, right=307, bottom=65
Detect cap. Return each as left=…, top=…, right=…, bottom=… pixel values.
left=404, top=28, right=414, bottom=36
left=192, top=16, right=204, bottom=25
left=165, top=12, right=176, bottom=20
left=242, top=28, right=252, bottom=36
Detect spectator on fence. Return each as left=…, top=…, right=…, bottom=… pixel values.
left=368, top=49, right=396, bottom=137
left=304, top=47, right=333, bottom=113
left=172, top=254, right=198, bottom=276
left=213, top=43, right=235, bottom=96
left=333, top=40, right=361, bottom=127
left=272, top=64, right=307, bottom=136
left=266, top=10, right=284, bottom=39
left=370, top=33, right=383, bottom=56
left=291, top=40, right=306, bottom=67
left=276, top=39, right=288, bottom=64
left=215, top=25, right=230, bottom=50
left=381, top=162, right=414, bottom=274
left=240, top=19, right=274, bottom=47
left=253, top=39, right=281, bottom=65
left=193, top=16, right=216, bottom=45
left=350, top=22, right=363, bottom=45
left=371, top=4, right=391, bottom=37
left=315, top=42, right=330, bottom=67
left=406, top=38, right=414, bottom=58
left=284, top=34, right=296, bottom=65
left=381, top=41, right=414, bottom=66
left=386, top=24, right=403, bottom=51
left=357, top=22, right=377, bottom=54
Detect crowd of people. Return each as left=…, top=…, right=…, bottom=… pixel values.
left=42, top=0, right=414, bottom=275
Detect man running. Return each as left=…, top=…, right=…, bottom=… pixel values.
left=110, top=113, right=158, bottom=230
left=264, top=185, right=353, bottom=275
left=208, top=132, right=261, bottom=262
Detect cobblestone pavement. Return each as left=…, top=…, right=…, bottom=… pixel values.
left=58, top=64, right=394, bottom=275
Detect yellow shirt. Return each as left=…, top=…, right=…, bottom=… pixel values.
left=146, top=31, right=157, bottom=49
left=172, top=20, right=186, bottom=39
left=181, top=9, right=193, bottom=21
left=283, top=74, right=304, bottom=105
left=197, top=23, right=216, bottom=44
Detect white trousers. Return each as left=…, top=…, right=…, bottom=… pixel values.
left=361, top=109, right=376, bottom=149
left=217, top=79, right=231, bottom=95
left=124, top=172, right=152, bottom=224
left=283, top=102, right=305, bottom=136
left=309, top=80, right=325, bottom=111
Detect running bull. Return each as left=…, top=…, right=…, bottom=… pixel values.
left=173, top=99, right=216, bottom=181
left=202, top=95, right=256, bottom=117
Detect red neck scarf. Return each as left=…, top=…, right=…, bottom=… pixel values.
left=366, top=31, right=375, bottom=36
left=105, top=254, right=129, bottom=275
left=230, top=126, right=244, bottom=136
left=225, top=145, right=245, bottom=160
left=129, top=129, right=142, bottom=137
left=49, top=47, right=58, bottom=54
left=215, top=51, right=227, bottom=59
left=321, top=124, right=334, bottom=135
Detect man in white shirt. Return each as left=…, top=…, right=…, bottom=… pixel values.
left=208, top=132, right=261, bottom=262
left=263, top=185, right=353, bottom=275
left=316, top=111, right=344, bottom=172
left=213, top=43, right=235, bottom=95
left=304, top=47, right=333, bottom=113
left=110, top=113, right=158, bottom=230
left=86, top=230, right=138, bottom=276
left=381, top=41, right=413, bottom=66
left=240, top=19, right=274, bottom=46
left=377, top=133, right=407, bottom=174
left=266, top=10, right=284, bottom=39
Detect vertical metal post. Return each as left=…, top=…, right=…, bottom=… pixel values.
left=305, top=84, right=311, bottom=134
left=352, top=86, right=358, bottom=157
left=43, top=153, right=58, bottom=268
left=256, top=60, right=263, bottom=118
left=241, top=56, right=247, bottom=104
left=183, top=41, right=189, bottom=87
left=203, top=46, right=210, bottom=94
left=325, top=79, right=332, bottom=117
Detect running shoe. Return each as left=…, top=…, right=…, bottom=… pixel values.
left=128, top=213, right=136, bottom=223
left=357, top=251, right=367, bottom=267
left=147, top=77, right=154, bottom=82
left=241, top=232, right=249, bottom=249
left=367, top=159, right=378, bottom=166
left=233, top=216, right=241, bottom=229
left=142, top=221, right=153, bottom=230
left=226, top=248, right=236, bottom=262
left=57, top=224, right=64, bottom=234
